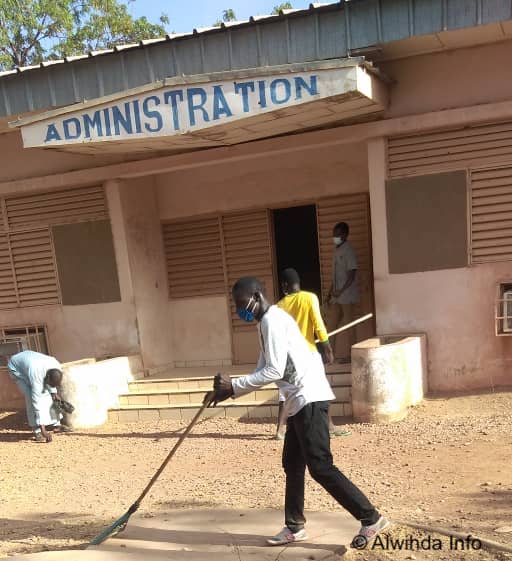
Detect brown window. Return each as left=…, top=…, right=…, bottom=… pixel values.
left=162, top=216, right=225, bottom=298
left=0, top=185, right=109, bottom=309
left=470, top=166, right=512, bottom=264
left=52, top=220, right=121, bottom=305
left=386, top=171, right=468, bottom=273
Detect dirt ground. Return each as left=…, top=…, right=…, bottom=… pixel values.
left=1, top=390, right=512, bottom=560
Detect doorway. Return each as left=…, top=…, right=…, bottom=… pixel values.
left=272, top=205, right=322, bottom=299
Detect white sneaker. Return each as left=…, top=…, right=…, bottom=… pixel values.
left=351, top=516, right=390, bottom=549
left=266, top=527, right=308, bottom=546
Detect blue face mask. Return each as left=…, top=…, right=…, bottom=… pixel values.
left=237, top=296, right=256, bottom=322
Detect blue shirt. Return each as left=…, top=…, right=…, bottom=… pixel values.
left=7, top=351, right=61, bottom=424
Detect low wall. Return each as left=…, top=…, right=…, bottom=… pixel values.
left=61, top=355, right=143, bottom=428
left=351, top=333, right=427, bottom=423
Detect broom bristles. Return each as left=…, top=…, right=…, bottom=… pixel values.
left=89, top=510, right=132, bottom=545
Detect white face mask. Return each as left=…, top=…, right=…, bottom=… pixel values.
left=333, top=236, right=342, bottom=246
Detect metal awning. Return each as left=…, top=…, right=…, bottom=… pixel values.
left=11, top=59, right=388, bottom=155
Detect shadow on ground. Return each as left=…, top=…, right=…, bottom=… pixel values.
left=0, top=411, right=32, bottom=442
left=69, top=431, right=273, bottom=441
left=0, top=515, right=106, bottom=557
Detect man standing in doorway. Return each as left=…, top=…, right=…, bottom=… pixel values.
left=327, top=222, right=359, bottom=363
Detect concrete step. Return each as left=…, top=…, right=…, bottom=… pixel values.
left=143, top=362, right=350, bottom=380
left=118, top=384, right=351, bottom=407
left=128, top=371, right=352, bottom=393
left=108, top=399, right=353, bottom=423
left=109, top=364, right=353, bottom=424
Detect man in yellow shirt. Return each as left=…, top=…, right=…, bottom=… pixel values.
left=276, top=268, right=350, bottom=439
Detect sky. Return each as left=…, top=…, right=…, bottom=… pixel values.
left=129, top=0, right=313, bottom=34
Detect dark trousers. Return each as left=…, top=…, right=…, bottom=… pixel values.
left=283, top=401, right=379, bottom=532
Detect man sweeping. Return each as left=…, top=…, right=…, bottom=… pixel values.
left=7, top=350, right=71, bottom=443
left=212, top=276, right=389, bottom=548
left=275, top=267, right=350, bottom=440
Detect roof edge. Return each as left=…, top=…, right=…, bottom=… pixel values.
left=9, top=57, right=368, bottom=128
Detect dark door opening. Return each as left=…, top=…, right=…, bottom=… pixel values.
left=272, top=205, right=322, bottom=299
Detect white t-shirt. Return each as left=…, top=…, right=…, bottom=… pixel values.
left=332, top=240, right=359, bottom=305
left=231, top=306, right=335, bottom=417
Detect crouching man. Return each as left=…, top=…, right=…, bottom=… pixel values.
left=7, top=350, right=71, bottom=443
left=211, top=276, right=389, bottom=549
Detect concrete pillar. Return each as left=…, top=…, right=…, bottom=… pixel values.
left=104, top=180, right=136, bottom=305
left=119, top=176, right=173, bottom=370
left=367, top=137, right=388, bottom=334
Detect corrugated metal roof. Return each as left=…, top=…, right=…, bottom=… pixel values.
left=0, top=0, right=511, bottom=118
left=0, top=2, right=340, bottom=79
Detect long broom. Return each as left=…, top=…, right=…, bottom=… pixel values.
left=90, top=390, right=215, bottom=545
left=315, top=312, right=374, bottom=343
left=91, top=314, right=374, bottom=545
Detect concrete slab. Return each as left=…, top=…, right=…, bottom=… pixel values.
left=9, top=509, right=359, bottom=561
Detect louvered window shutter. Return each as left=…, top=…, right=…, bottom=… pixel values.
left=221, top=209, right=274, bottom=334
left=162, top=217, right=225, bottom=298
left=388, top=122, right=512, bottom=178
left=9, top=230, right=59, bottom=306
left=0, top=185, right=109, bottom=309
left=0, top=233, right=17, bottom=308
left=5, top=185, right=107, bottom=229
left=470, top=167, right=512, bottom=263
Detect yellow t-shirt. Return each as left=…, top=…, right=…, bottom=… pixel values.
left=277, top=290, right=329, bottom=351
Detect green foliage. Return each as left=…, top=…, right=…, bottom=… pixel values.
left=272, top=2, right=293, bottom=14
left=222, top=8, right=236, bottom=21
left=0, top=0, right=169, bottom=71
left=214, top=8, right=236, bottom=27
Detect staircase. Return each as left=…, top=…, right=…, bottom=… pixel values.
left=108, top=364, right=352, bottom=423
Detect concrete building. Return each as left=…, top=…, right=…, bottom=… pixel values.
left=1, top=0, right=511, bottom=409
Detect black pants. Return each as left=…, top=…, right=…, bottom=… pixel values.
left=283, top=401, right=379, bottom=532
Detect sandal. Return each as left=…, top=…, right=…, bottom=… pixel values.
left=329, top=427, right=351, bottom=437
left=54, top=424, right=72, bottom=433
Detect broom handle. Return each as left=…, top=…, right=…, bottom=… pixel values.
left=315, top=313, right=373, bottom=343
left=133, top=391, right=215, bottom=507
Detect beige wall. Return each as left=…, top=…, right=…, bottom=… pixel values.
left=381, top=40, right=512, bottom=118
left=156, top=142, right=369, bottom=219
left=376, top=42, right=512, bottom=390
left=374, top=264, right=512, bottom=392
left=156, top=141, right=369, bottom=363
left=0, top=180, right=142, bottom=410
left=0, top=302, right=139, bottom=363
left=120, top=176, right=174, bottom=369
left=0, top=130, right=131, bottom=183
left=170, top=296, right=232, bottom=364
left=368, top=138, right=512, bottom=392
left=3, top=39, right=512, bottom=392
